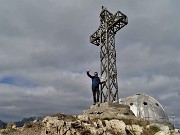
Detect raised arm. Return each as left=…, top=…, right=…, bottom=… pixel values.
left=87, top=71, right=93, bottom=78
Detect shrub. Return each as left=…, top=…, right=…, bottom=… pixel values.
left=149, top=125, right=161, bottom=133
left=123, top=119, right=149, bottom=127
left=143, top=125, right=161, bottom=135
left=51, top=113, right=77, bottom=121
left=24, top=121, right=34, bottom=128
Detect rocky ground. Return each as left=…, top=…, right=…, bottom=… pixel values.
left=0, top=102, right=179, bottom=135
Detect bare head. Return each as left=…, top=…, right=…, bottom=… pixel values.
left=94, top=72, right=98, bottom=77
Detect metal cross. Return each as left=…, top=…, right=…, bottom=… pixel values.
left=90, top=7, right=128, bottom=102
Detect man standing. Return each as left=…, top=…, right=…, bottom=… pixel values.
left=87, top=70, right=105, bottom=105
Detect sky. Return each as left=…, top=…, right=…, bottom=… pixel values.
left=0, top=0, right=179, bottom=127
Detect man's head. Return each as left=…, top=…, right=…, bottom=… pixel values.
left=94, top=72, right=98, bottom=77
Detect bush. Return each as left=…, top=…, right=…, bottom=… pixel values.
left=143, top=125, right=161, bottom=135
left=51, top=113, right=77, bottom=121
left=123, top=119, right=149, bottom=127
left=24, top=121, right=34, bottom=128
left=149, top=125, right=161, bottom=133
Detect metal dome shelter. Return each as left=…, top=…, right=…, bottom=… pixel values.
left=122, top=94, right=169, bottom=123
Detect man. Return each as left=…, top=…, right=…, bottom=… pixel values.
left=87, top=70, right=105, bottom=105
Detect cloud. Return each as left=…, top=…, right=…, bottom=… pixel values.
left=0, top=0, right=179, bottom=126
left=0, top=72, right=92, bottom=122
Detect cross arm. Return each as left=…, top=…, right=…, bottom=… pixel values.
left=108, top=11, right=128, bottom=33
left=90, top=27, right=102, bottom=46
left=90, top=11, right=128, bottom=46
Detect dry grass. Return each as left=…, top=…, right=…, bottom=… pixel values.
left=143, top=125, right=161, bottom=135
left=51, top=113, right=78, bottom=121
left=123, top=119, right=149, bottom=127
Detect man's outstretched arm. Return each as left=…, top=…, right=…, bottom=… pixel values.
left=87, top=71, right=93, bottom=78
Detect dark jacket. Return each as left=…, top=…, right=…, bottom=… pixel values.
left=87, top=71, right=103, bottom=87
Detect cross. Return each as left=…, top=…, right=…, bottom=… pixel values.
left=90, top=7, right=128, bottom=102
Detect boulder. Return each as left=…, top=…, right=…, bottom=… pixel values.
left=154, top=131, right=166, bottom=135
left=132, top=124, right=143, bottom=135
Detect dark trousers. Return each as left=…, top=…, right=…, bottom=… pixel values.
left=92, top=86, right=99, bottom=103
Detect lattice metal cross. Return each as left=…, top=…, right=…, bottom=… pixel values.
left=90, top=7, right=128, bottom=102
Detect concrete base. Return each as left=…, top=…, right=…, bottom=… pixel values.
left=83, top=102, right=136, bottom=120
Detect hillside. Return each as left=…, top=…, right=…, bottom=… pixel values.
left=0, top=102, right=179, bottom=135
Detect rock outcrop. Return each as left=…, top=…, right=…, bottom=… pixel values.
left=0, top=102, right=179, bottom=135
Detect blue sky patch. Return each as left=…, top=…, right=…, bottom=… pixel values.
left=0, top=76, right=38, bottom=88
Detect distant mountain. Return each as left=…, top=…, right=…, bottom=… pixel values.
left=0, top=120, right=7, bottom=128
left=15, top=116, right=43, bottom=127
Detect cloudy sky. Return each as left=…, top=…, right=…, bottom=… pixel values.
left=0, top=0, right=179, bottom=127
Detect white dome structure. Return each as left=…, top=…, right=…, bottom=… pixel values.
left=122, top=94, right=169, bottom=123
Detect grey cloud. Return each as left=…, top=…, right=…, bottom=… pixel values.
left=178, top=92, right=180, bottom=97
left=0, top=0, right=180, bottom=126
left=0, top=82, right=91, bottom=122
